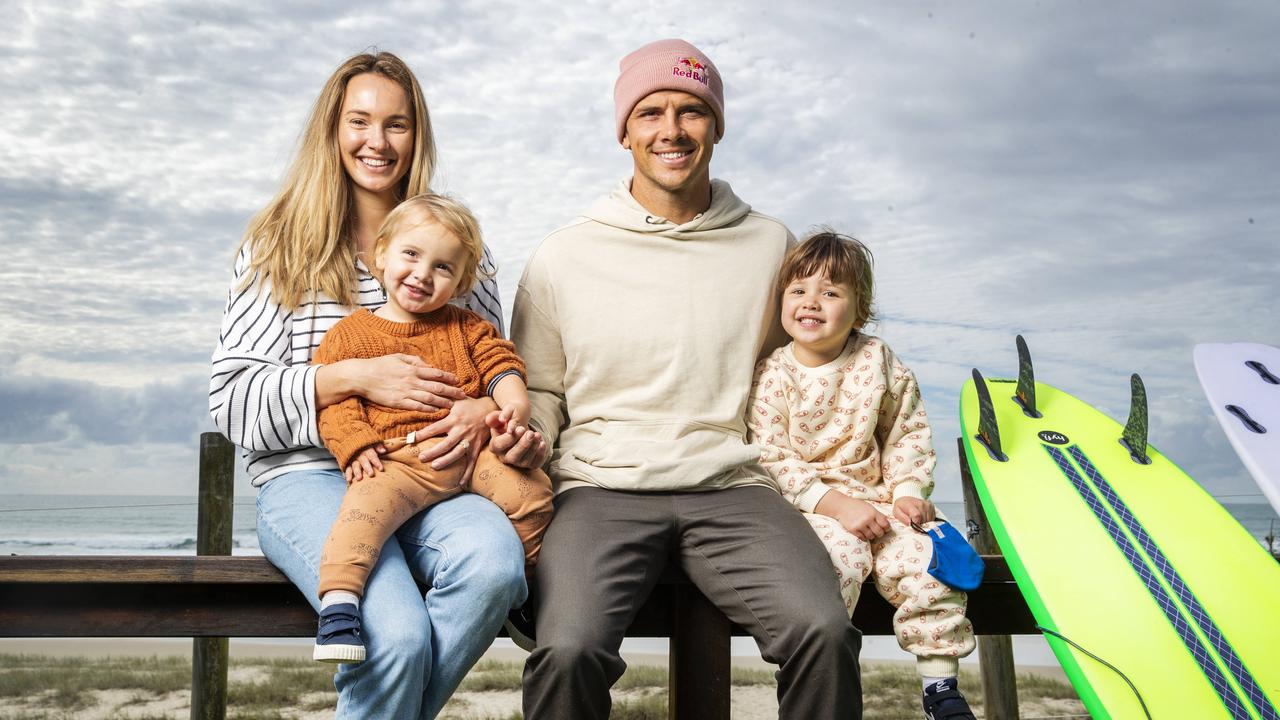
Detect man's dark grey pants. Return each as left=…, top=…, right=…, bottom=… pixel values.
left=521, top=485, right=862, bottom=719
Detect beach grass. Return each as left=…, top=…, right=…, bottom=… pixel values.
left=1014, top=670, right=1084, bottom=700
left=0, top=653, right=1081, bottom=719
left=0, top=654, right=189, bottom=710
left=457, top=659, right=524, bottom=692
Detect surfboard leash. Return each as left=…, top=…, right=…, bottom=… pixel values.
left=1035, top=624, right=1153, bottom=720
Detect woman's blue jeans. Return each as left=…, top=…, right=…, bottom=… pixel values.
left=256, top=468, right=527, bottom=719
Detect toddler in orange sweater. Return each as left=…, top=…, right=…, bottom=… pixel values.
left=309, top=193, right=553, bottom=664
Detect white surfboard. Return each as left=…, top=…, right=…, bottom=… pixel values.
left=1194, top=342, right=1280, bottom=516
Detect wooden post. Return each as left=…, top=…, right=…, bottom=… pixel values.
left=669, top=583, right=731, bottom=720
left=958, top=437, right=1020, bottom=719
left=192, top=432, right=235, bottom=720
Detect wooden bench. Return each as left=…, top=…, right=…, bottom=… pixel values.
left=0, top=555, right=1032, bottom=716
left=0, top=434, right=1038, bottom=719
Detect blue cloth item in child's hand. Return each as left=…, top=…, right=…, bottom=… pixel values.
left=915, top=520, right=985, bottom=591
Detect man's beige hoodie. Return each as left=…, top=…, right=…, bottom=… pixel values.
left=511, top=178, right=792, bottom=493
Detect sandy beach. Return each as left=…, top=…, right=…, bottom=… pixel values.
left=0, top=638, right=1083, bottom=719
left=0, top=636, right=1069, bottom=678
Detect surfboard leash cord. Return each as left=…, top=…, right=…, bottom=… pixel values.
left=1036, top=624, right=1153, bottom=720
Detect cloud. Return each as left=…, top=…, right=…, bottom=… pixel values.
left=0, top=369, right=211, bottom=446
left=0, top=0, right=1275, bottom=505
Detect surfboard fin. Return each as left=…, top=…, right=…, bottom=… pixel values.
left=1245, top=360, right=1280, bottom=385
left=972, top=369, right=1008, bottom=462
left=1225, top=405, right=1267, bottom=434
left=1120, top=374, right=1152, bottom=465
left=1014, top=335, right=1042, bottom=418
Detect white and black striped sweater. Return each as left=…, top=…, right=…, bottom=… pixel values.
left=209, top=245, right=504, bottom=486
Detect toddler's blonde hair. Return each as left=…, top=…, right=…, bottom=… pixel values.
left=372, top=193, right=491, bottom=296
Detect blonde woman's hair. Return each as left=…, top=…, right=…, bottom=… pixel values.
left=236, top=51, right=437, bottom=311
left=777, top=228, right=878, bottom=330
left=372, top=193, right=492, bottom=296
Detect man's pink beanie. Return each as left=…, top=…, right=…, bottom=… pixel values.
left=613, top=39, right=724, bottom=144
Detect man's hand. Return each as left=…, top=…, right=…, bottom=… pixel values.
left=487, top=408, right=548, bottom=470
left=892, top=497, right=937, bottom=528
left=344, top=445, right=385, bottom=485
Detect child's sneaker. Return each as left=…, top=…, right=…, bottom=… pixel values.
left=313, top=603, right=365, bottom=664
left=503, top=605, right=537, bottom=652
left=923, top=678, right=976, bottom=720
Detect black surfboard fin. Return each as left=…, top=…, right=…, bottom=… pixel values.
left=1120, top=374, right=1152, bottom=465
left=1245, top=360, right=1279, bottom=385
left=1014, top=335, right=1042, bottom=418
left=972, top=369, right=1008, bottom=462
left=1225, top=405, right=1267, bottom=434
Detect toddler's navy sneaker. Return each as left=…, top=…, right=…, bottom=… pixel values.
left=313, top=603, right=365, bottom=664
left=923, top=678, right=976, bottom=720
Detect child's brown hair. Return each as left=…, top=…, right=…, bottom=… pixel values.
left=777, top=228, right=877, bottom=329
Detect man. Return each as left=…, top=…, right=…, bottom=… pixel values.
left=507, top=39, right=862, bottom=719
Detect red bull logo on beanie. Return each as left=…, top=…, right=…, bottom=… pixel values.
left=673, top=56, right=709, bottom=85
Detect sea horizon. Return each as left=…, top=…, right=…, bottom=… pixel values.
left=3, top=491, right=1276, bottom=557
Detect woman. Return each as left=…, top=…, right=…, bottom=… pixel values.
left=210, top=52, right=526, bottom=719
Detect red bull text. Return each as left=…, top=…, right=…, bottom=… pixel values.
left=673, top=57, right=709, bottom=85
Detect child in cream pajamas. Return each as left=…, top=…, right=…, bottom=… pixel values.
left=746, top=229, right=977, bottom=719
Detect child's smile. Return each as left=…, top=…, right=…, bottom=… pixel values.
left=374, top=221, right=468, bottom=323
left=782, top=272, right=858, bottom=367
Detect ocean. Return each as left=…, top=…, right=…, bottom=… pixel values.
left=0, top=494, right=262, bottom=556
left=2, top=495, right=1276, bottom=558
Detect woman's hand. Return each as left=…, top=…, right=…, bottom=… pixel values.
left=317, top=355, right=465, bottom=411
left=487, top=409, right=548, bottom=470
left=414, top=397, right=497, bottom=482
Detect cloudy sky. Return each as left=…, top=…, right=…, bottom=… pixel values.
left=0, top=1, right=1276, bottom=505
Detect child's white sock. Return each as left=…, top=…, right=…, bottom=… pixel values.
left=923, top=675, right=954, bottom=691
left=320, top=591, right=360, bottom=610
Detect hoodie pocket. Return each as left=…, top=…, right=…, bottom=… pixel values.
left=575, top=420, right=759, bottom=487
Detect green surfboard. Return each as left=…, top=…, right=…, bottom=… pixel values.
left=960, top=340, right=1280, bottom=720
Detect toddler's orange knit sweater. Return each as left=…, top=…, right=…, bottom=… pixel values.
left=312, top=306, right=525, bottom=468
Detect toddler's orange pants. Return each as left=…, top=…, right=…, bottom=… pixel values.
left=317, top=439, right=554, bottom=597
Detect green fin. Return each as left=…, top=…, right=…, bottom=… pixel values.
left=1015, top=335, right=1041, bottom=418
left=973, top=368, right=1008, bottom=461
left=1121, top=374, right=1151, bottom=465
